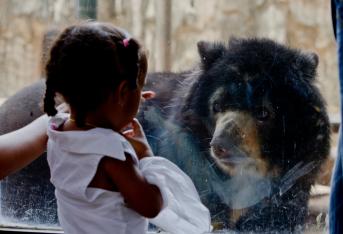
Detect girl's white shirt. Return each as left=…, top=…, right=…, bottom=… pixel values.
left=47, top=113, right=211, bottom=234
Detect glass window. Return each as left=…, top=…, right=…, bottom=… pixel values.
left=0, top=0, right=338, bottom=233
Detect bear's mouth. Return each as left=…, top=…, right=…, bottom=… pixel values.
left=210, top=144, right=250, bottom=166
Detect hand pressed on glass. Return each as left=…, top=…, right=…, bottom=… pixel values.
left=122, top=118, right=154, bottom=160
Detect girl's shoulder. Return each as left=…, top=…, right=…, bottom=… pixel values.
left=47, top=115, right=139, bottom=164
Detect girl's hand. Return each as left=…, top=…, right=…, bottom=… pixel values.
left=122, top=119, right=154, bottom=160
left=56, top=103, right=70, bottom=113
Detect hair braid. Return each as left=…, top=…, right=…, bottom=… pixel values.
left=43, top=79, right=58, bottom=116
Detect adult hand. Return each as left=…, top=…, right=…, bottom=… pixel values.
left=141, top=91, right=155, bottom=102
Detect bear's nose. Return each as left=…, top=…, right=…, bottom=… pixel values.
left=210, top=141, right=230, bottom=158
left=210, top=139, right=250, bottom=165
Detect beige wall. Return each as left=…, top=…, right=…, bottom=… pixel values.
left=0, top=0, right=77, bottom=96
left=0, top=0, right=339, bottom=113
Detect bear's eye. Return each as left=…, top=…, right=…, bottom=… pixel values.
left=213, top=102, right=222, bottom=113
left=255, top=107, right=270, bottom=121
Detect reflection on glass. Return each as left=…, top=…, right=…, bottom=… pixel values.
left=0, top=154, right=58, bottom=228
left=0, top=0, right=337, bottom=233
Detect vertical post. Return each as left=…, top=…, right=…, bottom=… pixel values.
left=330, top=0, right=343, bottom=233
left=131, top=0, right=144, bottom=39
left=78, top=0, right=97, bottom=20
left=155, top=0, right=172, bottom=71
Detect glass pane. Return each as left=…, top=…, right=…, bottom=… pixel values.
left=0, top=0, right=338, bottom=233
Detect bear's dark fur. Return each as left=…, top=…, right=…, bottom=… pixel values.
left=0, top=38, right=330, bottom=232
left=139, top=38, right=331, bottom=232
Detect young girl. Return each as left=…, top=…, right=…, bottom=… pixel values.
left=43, top=21, right=211, bottom=234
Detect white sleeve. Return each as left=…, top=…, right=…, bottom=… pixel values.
left=139, top=156, right=212, bottom=234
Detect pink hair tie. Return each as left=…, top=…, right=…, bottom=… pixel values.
left=123, top=38, right=130, bottom=47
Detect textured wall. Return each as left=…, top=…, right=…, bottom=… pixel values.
left=0, top=0, right=77, bottom=97
left=0, top=0, right=339, bottom=113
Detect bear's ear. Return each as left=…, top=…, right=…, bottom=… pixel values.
left=197, top=41, right=225, bottom=70
left=305, top=52, right=319, bottom=69
left=295, top=52, right=319, bottom=81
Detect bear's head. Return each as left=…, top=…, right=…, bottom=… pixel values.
left=143, top=38, right=331, bottom=230
left=178, top=38, right=330, bottom=187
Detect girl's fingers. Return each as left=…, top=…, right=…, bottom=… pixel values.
left=122, top=119, right=142, bottom=137
left=131, top=119, right=144, bottom=137
left=122, top=129, right=134, bottom=137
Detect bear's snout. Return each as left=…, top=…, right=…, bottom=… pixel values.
left=210, top=110, right=266, bottom=175
left=210, top=136, right=249, bottom=165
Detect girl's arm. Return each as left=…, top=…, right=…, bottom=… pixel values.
left=102, top=118, right=163, bottom=218
left=102, top=155, right=163, bottom=218
left=0, top=115, right=49, bottom=179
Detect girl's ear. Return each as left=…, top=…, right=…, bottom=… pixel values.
left=116, top=80, right=130, bottom=105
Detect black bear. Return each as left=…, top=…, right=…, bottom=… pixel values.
left=139, top=38, right=331, bottom=232
left=0, top=38, right=330, bottom=232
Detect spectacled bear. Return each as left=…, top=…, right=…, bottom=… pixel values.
left=0, top=38, right=330, bottom=232
left=139, top=38, right=330, bottom=232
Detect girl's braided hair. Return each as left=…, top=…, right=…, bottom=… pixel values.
left=44, top=21, right=147, bottom=127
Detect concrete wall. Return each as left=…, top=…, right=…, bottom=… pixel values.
left=0, top=0, right=339, bottom=113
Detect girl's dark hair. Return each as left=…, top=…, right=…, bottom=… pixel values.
left=44, top=21, right=147, bottom=126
